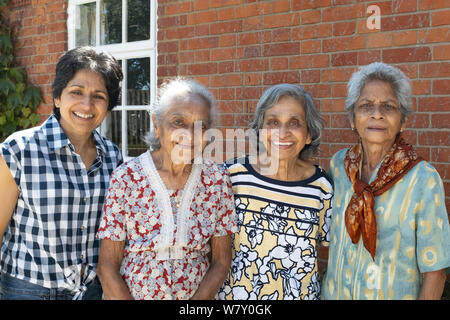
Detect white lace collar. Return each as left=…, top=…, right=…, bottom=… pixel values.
left=140, top=151, right=203, bottom=259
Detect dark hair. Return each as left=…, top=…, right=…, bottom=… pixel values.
left=51, top=46, right=123, bottom=119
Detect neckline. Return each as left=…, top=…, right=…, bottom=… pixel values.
left=242, top=156, right=322, bottom=186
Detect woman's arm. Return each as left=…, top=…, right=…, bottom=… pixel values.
left=190, top=234, right=232, bottom=300
left=96, top=239, right=134, bottom=300
left=0, top=155, right=19, bottom=245
left=418, top=269, right=447, bottom=300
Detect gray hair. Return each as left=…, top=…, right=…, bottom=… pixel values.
left=250, top=83, right=324, bottom=160
left=345, top=62, right=413, bottom=121
left=144, top=77, right=215, bottom=150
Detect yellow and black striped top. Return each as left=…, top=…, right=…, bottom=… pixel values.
left=219, top=156, right=333, bottom=300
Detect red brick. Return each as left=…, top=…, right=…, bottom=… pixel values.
left=187, top=10, right=217, bottom=25
left=292, top=0, right=331, bottom=10
left=323, top=129, right=357, bottom=143
left=382, top=47, right=431, bottom=63
left=434, top=45, right=450, bottom=60
left=411, top=80, right=431, bottom=95
left=290, top=54, right=329, bottom=69
left=320, top=98, right=346, bottom=112
left=238, top=31, right=270, bottom=45
left=419, top=0, right=450, bottom=10
left=433, top=80, right=450, bottom=95
left=322, top=36, right=365, bottom=52
left=431, top=148, right=450, bottom=163
left=321, top=67, right=356, bottom=82
left=271, top=28, right=291, bottom=42
left=237, top=59, right=268, bottom=72
left=393, top=31, right=417, bottom=46
left=263, top=43, right=299, bottom=57
left=211, top=47, right=236, bottom=61
left=300, top=70, right=321, bottom=83
left=418, top=97, right=450, bottom=112
left=322, top=4, right=365, bottom=22
left=431, top=114, right=450, bottom=129
left=331, top=52, right=357, bottom=66
left=392, top=0, right=418, bottom=13
left=418, top=131, right=450, bottom=146
left=406, top=113, right=429, bottom=128
left=419, top=28, right=450, bottom=44
left=333, top=21, right=356, bottom=36
left=186, top=62, right=217, bottom=75
left=271, top=0, right=290, bottom=13
left=292, top=24, right=332, bottom=40
left=420, top=62, right=450, bottom=78
left=217, top=7, right=236, bottom=21
left=301, top=10, right=321, bottom=25
left=301, top=39, right=321, bottom=54
left=431, top=10, right=450, bottom=27
left=262, top=13, right=300, bottom=29
left=263, top=71, right=300, bottom=85
left=236, top=3, right=270, bottom=19
left=270, top=57, right=288, bottom=70
left=210, top=21, right=242, bottom=35
left=357, top=50, right=381, bottom=65
left=381, top=14, right=430, bottom=32
left=211, top=74, right=243, bottom=87
left=303, top=84, right=331, bottom=98
left=368, top=33, right=393, bottom=48
left=165, top=2, right=193, bottom=16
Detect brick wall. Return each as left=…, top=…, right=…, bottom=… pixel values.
left=3, top=0, right=68, bottom=118
left=2, top=0, right=449, bottom=214
left=158, top=0, right=450, bottom=213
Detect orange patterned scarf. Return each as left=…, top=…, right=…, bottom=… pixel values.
left=343, top=135, right=423, bottom=260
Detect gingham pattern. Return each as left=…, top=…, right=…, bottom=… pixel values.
left=0, top=115, right=122, bottom=297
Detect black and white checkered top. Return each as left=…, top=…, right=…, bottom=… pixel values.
left=0, top=115, right=122, bottom=298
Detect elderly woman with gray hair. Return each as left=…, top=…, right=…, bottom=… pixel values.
left=95, top=77, right=237, bottom=299
left=219, top=83, right=333, bottom=300
left=322, top=62, right=450, bottom=300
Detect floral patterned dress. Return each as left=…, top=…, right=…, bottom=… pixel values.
left=218, top=157, right=333, bottom=300
left=97, top=151, right=238, bottom=300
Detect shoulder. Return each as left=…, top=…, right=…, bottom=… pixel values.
left=406, top=160, right=444, bottom=187
left=222, top=156, right=248, bottom=174
left=1, top=125, right=42, bottom=157
left=111, top=153, right=145, bottom=179
left=202, top=158, right=228, bottom=178
left=330, top=148, right=349, bottom=166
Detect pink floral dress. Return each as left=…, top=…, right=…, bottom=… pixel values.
left=97, top=151, right=237, bottom=300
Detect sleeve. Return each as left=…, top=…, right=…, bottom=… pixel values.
left=319, top=175, right=333, bottom=247
left=415, top=163, right=450, bottom=273
left=0, top=139, right=23, bottom=187
left=96, top=166, right=128, bottom=241
left=213, top=166, right=238, bottom=237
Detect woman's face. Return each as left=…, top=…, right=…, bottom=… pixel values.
left=153, top=94, right=211, bottom=164
left=259, top=96, right=311, bottom=163
left=54, top=69, right=109, bottom=138
left=352, top=80, right=406, bottom=150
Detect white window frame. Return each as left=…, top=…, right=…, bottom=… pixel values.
left=67, top=0, right=157, bottom=160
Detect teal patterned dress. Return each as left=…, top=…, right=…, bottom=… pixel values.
left=322, top=149, right=450, bottom=300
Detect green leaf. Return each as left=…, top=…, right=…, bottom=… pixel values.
left=29, top=113, right=41, bottom=125
left=0, top=33, right=12, bottom=52
left=7, top=92, right=21, bottom=109
left=24, top=86, right=42, bottom=108
left=0, top=115, right=6, bottom=125
left=18, top=117, right=30, bottom=128
left=21, top=107, right=31, bottom=117
left=8, top=67, right=25, bottom=83
left=0, top=78, right=15, bottom=95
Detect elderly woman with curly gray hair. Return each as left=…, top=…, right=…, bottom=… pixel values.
left=322, top=62, right=450, bottom=300
left=219, top=83, right=333, bottom=300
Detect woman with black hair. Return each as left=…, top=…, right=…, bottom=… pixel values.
left=0, top=46, right=123, bottom=300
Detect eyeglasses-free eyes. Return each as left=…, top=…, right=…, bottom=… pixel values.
left=355, top=102, right=400, bottom=115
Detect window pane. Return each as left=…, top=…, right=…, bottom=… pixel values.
left=127, top=0, right=150, bottom=42
left=103, top=110, right=122, bottom=149
left=75, top=2, right=96, bottom=46
left=127, top=110, right=150, bottom=157
left=127, top=57, right=150, bottom=106
left=100, top=0, right=122, bottom=45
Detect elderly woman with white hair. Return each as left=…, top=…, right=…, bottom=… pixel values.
left=219, top=83, right=333, bottom=300
left=322, top=62, right=450, bottom=300
left=95, top=78, right=237, bottom=300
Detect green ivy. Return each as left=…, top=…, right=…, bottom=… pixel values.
left=0, top=0, right=42, bottom=142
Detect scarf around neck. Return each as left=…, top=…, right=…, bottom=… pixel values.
left=343, top=135, right=423, bottom=260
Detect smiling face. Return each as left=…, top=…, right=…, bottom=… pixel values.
left=54, top=69, right=109, bottom=139
left=260, top=96, right=312, bottom=163
left=153, top=94, right=211, bottom=164
left=352, top=80, right=406, bottom=150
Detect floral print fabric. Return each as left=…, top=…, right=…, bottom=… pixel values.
left=218, top=157, right=333, bottom=300
left=97, top=151, right=238, bottom=300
